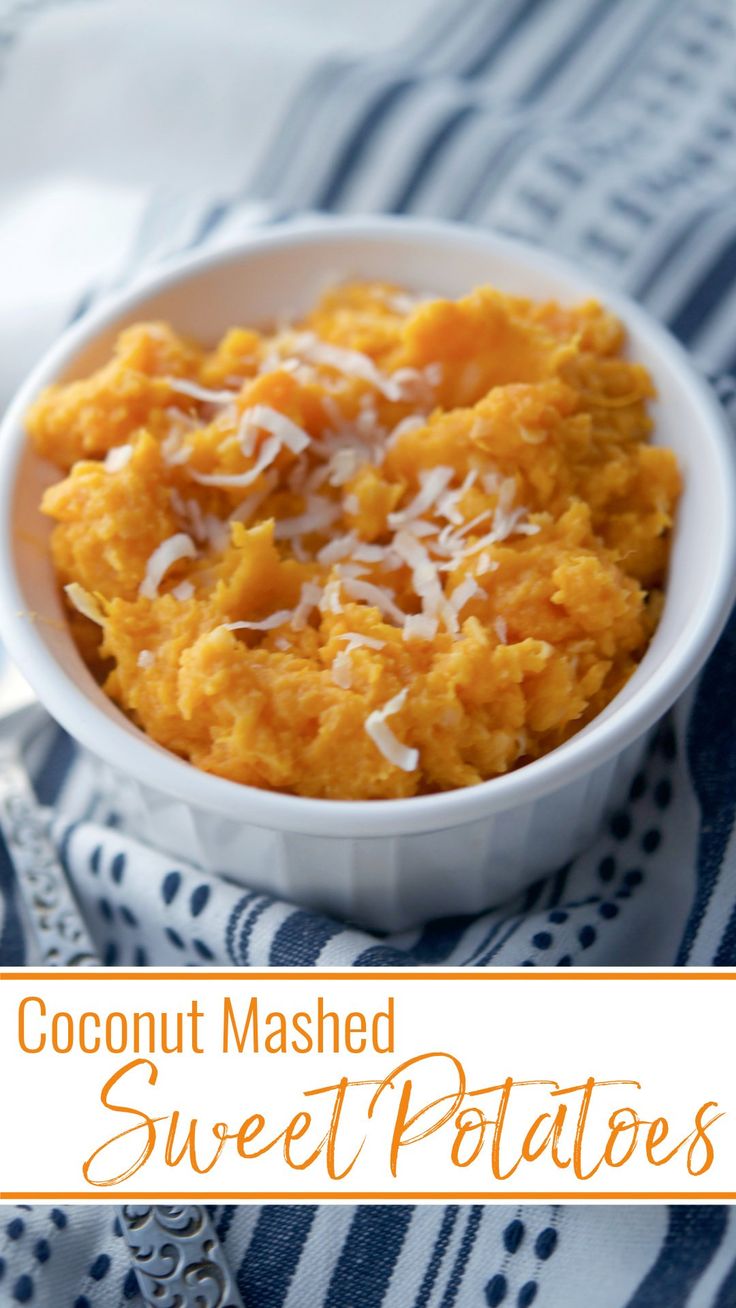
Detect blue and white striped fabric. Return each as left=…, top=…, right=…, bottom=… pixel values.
left=2, top=0, right=736, bottom=1304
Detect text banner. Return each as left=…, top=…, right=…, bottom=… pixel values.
left=0, top=969, right=734, bottom=1202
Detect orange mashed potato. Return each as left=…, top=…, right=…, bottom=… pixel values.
left=27, top=281, right=680, bottom=799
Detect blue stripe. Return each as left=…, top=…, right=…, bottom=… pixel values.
left=215, top=1205, right=236, bottom=1244
left=546, top=863, right=572, bottom=908
left=353, top=943, right=416, bottom=966
left=677, top=606, right=736, bottom=962
left=667, top=231, right=736, bottom=344
left=413, top=1207, right=460, bottom=1308
left=236, top=895, right=275, bottom=965
left=315, top=78, right=414, bottom=210
left=34, top=727, right=77, bottom=806
left=625, top=1207, right=729, bottom=1307
left=713, top=898, right=736, bottom=965
left=517, top=0, right=621, bottom=103
left=0, top=833, right=26, bottom=965
left=225, top=891, right=259, bottom=964
left=439, top=1205, right=484, bottom=1308
left=411, top=915, right=477, bottom=963
left=236, top=1206, right=317, bottom=1308
left=634, top=203, right=720, bottom=301
left=324, top=1206, right=414, bottom=1308
left=468, top=880, right=547, bottom=966
left=269, top=910, right=343, bottom=965
left=255, top=0, right=480, bottom=201
left=454, top=125, right=534, bottom=220
left=313, top=0, right=559, bottom=212
left=715, top=1254, right=736, bottom=1308
left=388, top=106, right=478, bottom=213
left=575, top=0, right=685, bottom=112
left=460, top=0, right=551, bottom=79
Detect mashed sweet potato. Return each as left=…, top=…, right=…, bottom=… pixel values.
left=27, top=281, right=680, bottom=799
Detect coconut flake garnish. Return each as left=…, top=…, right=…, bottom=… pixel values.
left=494, top=616, right=508, bottom=644
left=291, top=581, right=323, bottom=631
left=172, top=580, right=195, bottom=601
left=388, top=466, right=454, bottom=529
left=338, top=632, right=385, bottom=652
left=236, top=405, right=311, bottom=458
left=225, top=611, right=293, bottom=632
left=403, top=613, right=439, bottom=641
left=163, top=377, right=239, bottom=405
left=386, top=414, right=426, bottom=448
left=273, top=496, right=342, bottom=540
left=320, top=577, right=344, bottom=615
left=64, top=582, right=105, bottom=625
left=139, top=534, right=197, bottom=599
left=475, top=551, right=497, bottom=577
left=437, top=470, right=477, bottom=525
left=331, top=650, right=353, bottom=690
left=450, top=577, right=481, bottom=616
left=104, top=444, right=133, bottom=472
left=228, top=471, right=279, bottom=526
left=317, top=532, right=363, bottom=566
left=189, top=434, right=282, bottom=489
left=137, top=649, right=154, bottom=669
left=161, top=429, right=192, bottom=465
left=365, top=687, right=418, bottom=772
left=338, top=575, right=407, bottom=626
left=291, top=333, right=422, bottom=403
left=327, top=446, right=363, bottom=486
left=393, top=529, right=457, bottom=635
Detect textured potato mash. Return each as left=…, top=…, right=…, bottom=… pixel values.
left=27, top=281, right=681, bottom=799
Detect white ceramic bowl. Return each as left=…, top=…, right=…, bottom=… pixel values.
left=1, top=217, right=734, bottom=930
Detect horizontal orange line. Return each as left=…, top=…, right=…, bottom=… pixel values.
left=4, top=1192, right=735, bottom=1201
left=3, top=971, right=736, bottom=982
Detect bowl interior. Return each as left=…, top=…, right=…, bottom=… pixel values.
left=3, top=220, right=735, bottom=832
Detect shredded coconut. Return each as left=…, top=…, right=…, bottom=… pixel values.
left=386, top=414, right=426, bottom=449
left=236, top=404, right=310, bottom=457
left=189, top=434, right=282, bottom=489
left=137, top=649, right=154, bottom=669
left=402, top=613, right=439, bottom=642
left=171, top=581, right=195, bottom=601
left=437, top=470, right=477, bottom=525
left=494, top=616, right=508, bottom=644
left=337, top=632, right=386, bottom=652
left=317, top=533, right=363, bottom=566
left=291, top=582, right=323, bottom=631
left=338, top=574, right=407, bottom=626
left=161, top=429, right=192, bottom=467
left=163, top=377, right=238, bottom=405
left=292, top=333, right=425, bottom=403
left=327, top=446, right=363, bottom=486
left=225, top=611, right=293, bottom=632
left=388, top=466, right=455, bottom=529
left=228, top=471, right=279, bottom=526
left=331, top=650, right=353, bottom=690
left=319, top=577, right=344, bottom=615
left=364, top=687, right=418, bottom=772
left=104, top=444, right=133, bottom=472
left=273, top=496, right=342, bottom=540
left=64, top=582, right=105, bottom=625
left=139, top=534, right=197, bottom=599
left=475, top=552, right=497, bottom=577
left=450, top=577, right=481, bottom=616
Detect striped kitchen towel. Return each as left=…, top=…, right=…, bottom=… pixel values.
left=1, top=0, right=736, bottom=1305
